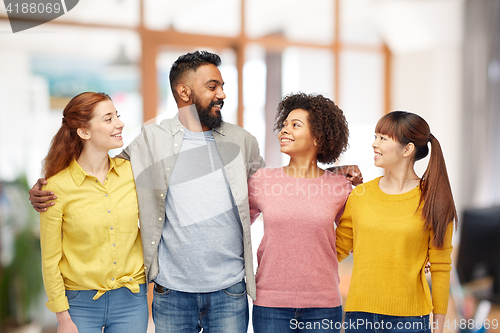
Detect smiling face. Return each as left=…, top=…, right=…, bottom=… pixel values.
left=80, top=100, right=124, bottom=152
left=278, top=109, right=318, bottom=158
left=372, top=133, right=407, bottom=169
left=188, top=64, right=226, bottom=129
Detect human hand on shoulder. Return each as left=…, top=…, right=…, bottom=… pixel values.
left=29, top=178, right=57, bottom=212
left=328, top=165, right=363, bottom=186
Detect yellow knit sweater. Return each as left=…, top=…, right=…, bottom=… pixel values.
left=336, top=177, right=454, bottom=316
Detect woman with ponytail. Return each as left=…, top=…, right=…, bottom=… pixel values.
left=40, top=92, right=147, bottom=333
left=336, top=111, right=456, bottom=333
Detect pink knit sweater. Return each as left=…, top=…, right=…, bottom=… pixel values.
left=248, top=167, right=352, bottom=308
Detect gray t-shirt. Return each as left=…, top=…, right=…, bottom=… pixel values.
left=154, top=128, right=245, bottom=292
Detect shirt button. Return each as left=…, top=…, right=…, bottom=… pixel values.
left=113, top=261, right=116, bottom=264
left=151, top=241, right=155, bottom=245
left=166, top=168, right=170, bottom=172
left=110, top=227, right=113, bottom=230
left=113, top=243, right=116, bottom=246
left=159, top=217, right=162, bottom=221
left=108, top=210, right=111, bottom=213
left=95, top=180, right=98, bottom=183
left=160, top=194, right=164, bottom=197
left=105, top=194, right=108, bottom=197
left=111, top=278, right=115, bottom=281
left=174, top=143, right=178, bottom=147
left=129, top=278, right=132, bottom=281
left=106, top=178, right=108, bottom=180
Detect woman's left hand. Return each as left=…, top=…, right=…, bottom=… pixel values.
left=432, top=313, right=446, bottom=333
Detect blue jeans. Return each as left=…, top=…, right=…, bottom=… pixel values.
left=344, top=312, right=431, bottom=333
left=152, top=279, right=249, bottom=333
left=252, top=305, right=343, bottom=333
left=66, top=284, right=148, bottom=333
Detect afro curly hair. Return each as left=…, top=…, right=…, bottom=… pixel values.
left=274, top=93, right=349, bottom=164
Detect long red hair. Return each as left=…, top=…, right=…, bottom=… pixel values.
left=42, top=92, right=111, bottom=179
left=375, top=111, right=457, bottom=248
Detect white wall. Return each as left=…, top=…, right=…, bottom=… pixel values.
left=391, top=46, right=463, bottom=213
left=379, top=0, right=465, bottom=216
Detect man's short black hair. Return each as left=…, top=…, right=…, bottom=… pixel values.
left=169, top=51, right=222, bottom=100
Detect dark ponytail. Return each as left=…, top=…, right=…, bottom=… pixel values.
left=420, top=134, right=457, bottom=247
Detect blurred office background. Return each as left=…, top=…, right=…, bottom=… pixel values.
left=1, top=0, right=499, bottom=332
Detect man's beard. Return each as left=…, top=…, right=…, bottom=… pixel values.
left=195, top=99, right=224, bottom=129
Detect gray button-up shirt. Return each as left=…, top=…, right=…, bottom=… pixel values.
left=120, top=115, right=265, bottom=299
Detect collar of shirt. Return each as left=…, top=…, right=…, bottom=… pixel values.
left=68, top=157, right=123, bottom=187
left=171, top=113, right=226, bottom=137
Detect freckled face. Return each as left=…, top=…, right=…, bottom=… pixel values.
left=86, top=100, right=124, bottom=151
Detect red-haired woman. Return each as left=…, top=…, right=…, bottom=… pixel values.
left=40, top=92, right=147, bottom=333
left=336, top=111, right=456, bottom=333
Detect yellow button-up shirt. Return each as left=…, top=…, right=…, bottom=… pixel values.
left=40, top=158, right=145, bottom=313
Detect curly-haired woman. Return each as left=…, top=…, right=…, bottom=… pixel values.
left=248, top=93, right=352, bottom=333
